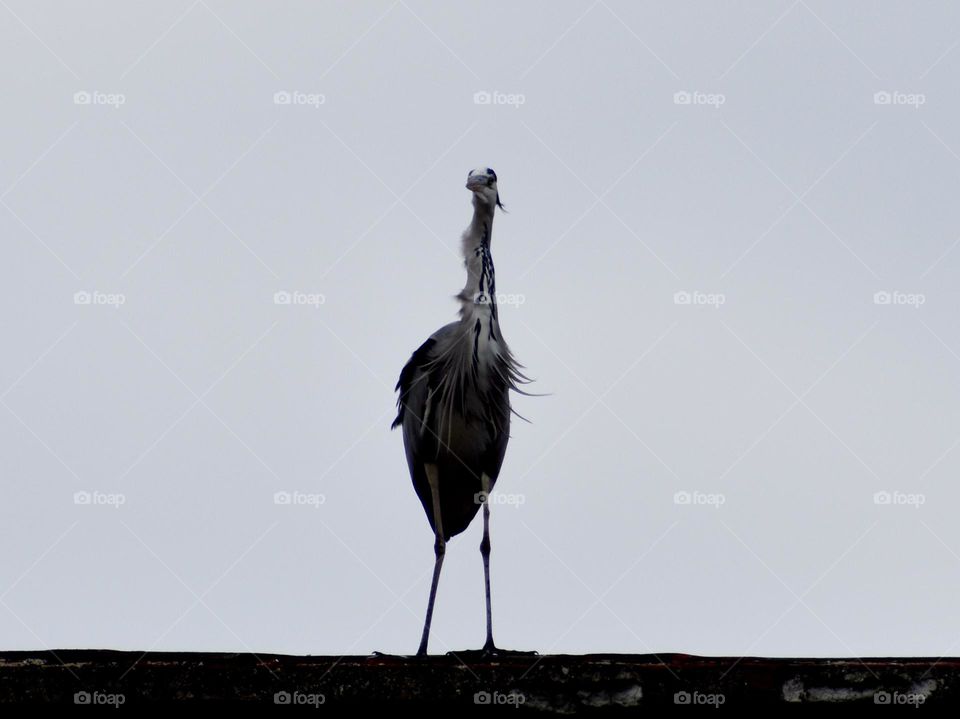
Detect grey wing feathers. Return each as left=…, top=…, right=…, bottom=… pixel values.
left=392, top=322, right=515, bottom=539
left=391, top=337, right=436, bottom=430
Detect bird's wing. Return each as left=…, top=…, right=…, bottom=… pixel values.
left=392, top=322, right=460, bottom=431
left=391, top=336, right=436, bottom=430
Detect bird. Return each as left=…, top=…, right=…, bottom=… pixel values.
left=392, top=167, right=528, bottom=656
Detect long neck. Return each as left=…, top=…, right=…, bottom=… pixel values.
left=458, top=197, right=498, bottom=323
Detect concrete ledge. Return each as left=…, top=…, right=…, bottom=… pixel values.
left=0, top=651, right=951, bottom=708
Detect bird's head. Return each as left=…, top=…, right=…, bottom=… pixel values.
left=466, top=167, right=504, bottom=211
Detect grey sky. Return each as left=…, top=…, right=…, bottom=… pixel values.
left=3, top=1, right=960, bottom=658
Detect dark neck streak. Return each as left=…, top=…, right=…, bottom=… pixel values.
left=459, top=199, right=499, bottom=326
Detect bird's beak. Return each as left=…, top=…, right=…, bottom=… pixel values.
left=465, top=176, right=488, bottom=192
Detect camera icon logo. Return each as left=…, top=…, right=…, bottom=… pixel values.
left=474, top=691, right=491, bottom=704
left=274, top=291, right=292, bottom=305
left=874, top=491, right=892, bottom=505
left=273, top=91, right=292, bottom=105
left=274, top=491, right=292, bottom=505
left=74, top=491, right=92, bottom=505
left=874, top=91, right=892, bottom=105
left=73, top=91, right=92, bottom=105
left=673, top=91, right=692, bottom=105
left=74, top=291, right=92, bottom=305
left=674, top=691, right=691, bottom=704
left=74, top=691, right=92, bottom=704
left=473, top=91, right=492, bottom=105
left=673, top=291, right=691, bottom=305
left=674, top=491, right=692, bottom=505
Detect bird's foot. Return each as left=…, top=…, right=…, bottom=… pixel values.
left=482, top=639, right=539, bottom=657
left=412, top=638, right=431, bottom=658
left=447, top=645, right=539, bottom=660
left=482, top=640, right=500, bottom=656
left=489, top=648, right=539, bottom=657
left=369, top=650, right=417, bottom=660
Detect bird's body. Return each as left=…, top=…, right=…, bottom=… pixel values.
left=393, top=167, right=526, bottom=654
left=394, top=321, right=510, bottom=539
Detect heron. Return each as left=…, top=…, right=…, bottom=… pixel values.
left=392, top=167, right=528, bottom=656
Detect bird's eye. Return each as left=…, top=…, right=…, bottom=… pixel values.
left=486, top=168, right=496, bottom=180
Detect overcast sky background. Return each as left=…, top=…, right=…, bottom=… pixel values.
left=3, top=1, right=960, bottom=661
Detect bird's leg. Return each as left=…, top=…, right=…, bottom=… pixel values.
left=480, top=473, right=498, bottom=654
left=417, top=463, right=445, bottom=657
